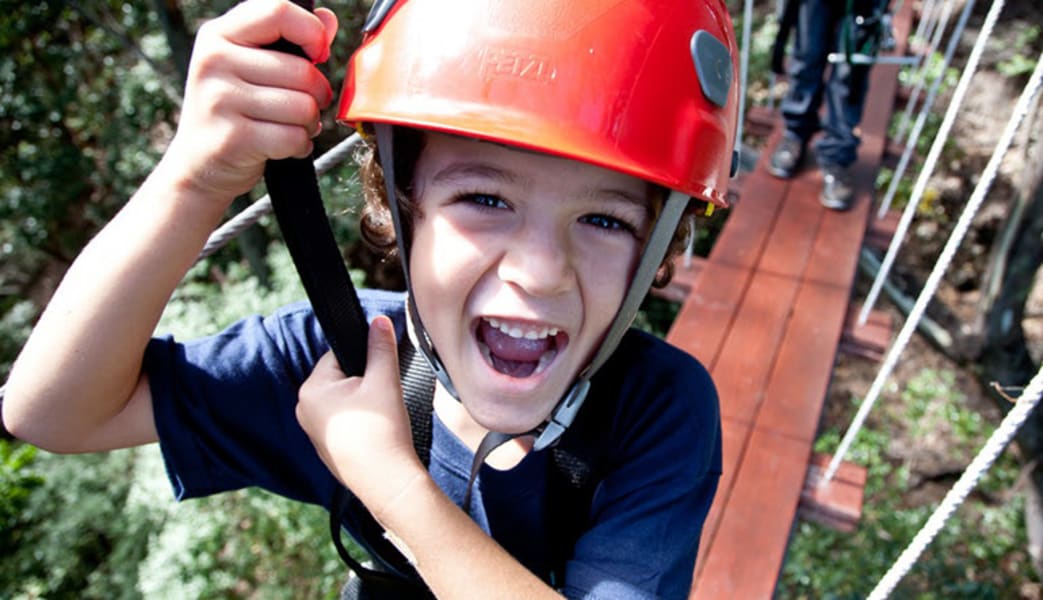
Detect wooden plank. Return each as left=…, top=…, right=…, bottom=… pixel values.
left=745, top=105, right=777, bottom=139
left=667, top=261, right=751, bottom=369
left=803, top=166, right=874, bottom=288
left=758, top=175, right=826, bottom=278
left=708, top=167, right=788, bottom=270
left=840, top=306, right=893, bottom=360
left=690, top=428, right=808, bottom=599
left=798, top=453, right=868, bottom=533
left=694, top=416, right=752, bottom=580
left=714, top=270, right=801, bottom=423
left=756, top=282, right=848, bottom=442
left=865, top=209, right=900, bottom=251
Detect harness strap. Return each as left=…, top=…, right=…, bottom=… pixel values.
left=771, top=0, right=801, bottom=74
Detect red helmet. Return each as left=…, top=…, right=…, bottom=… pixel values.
left=337, top=0, right=739, bottom=207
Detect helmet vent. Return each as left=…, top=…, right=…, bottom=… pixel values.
left=690, top=30, right=732, bottom=108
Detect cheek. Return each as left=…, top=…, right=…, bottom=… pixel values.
left=576, top=241, right=640, bottom=301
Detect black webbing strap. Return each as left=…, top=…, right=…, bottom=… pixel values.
left=327, top=341, right=436, bottom=597
left=771, top=0, right=801, bottom=75
left=259, top=2, right=407, bottom=592
left=264, top=0, right=369, bottom=377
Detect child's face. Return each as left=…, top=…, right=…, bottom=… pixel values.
left=409, top=133, right=654, bottom=434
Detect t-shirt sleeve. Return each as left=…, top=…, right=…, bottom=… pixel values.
left=562, top=335, right=722, bottom=600
left=143, top=301, right=342, bottom=507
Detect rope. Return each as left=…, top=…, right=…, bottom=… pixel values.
left=891, top=0, right=956, bottom=147
left=857, top=0, right=1008, bottom=326
left=197, top=133, right=363, bottom=260
left=825, top=50, right=1043, bottom=484
left=735, top=0, right=753, bottom=157
left=866, top=363, right=1043, bottom=600
left=877, top=0, right=976, bottom=218
left=909, top=0, right=938, bottom=51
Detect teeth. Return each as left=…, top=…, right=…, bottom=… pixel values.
left=486, top=318, right=558, bottom=340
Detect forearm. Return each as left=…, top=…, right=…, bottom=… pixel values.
left=378, top=474, right=563, bottom=599
left=3, top=159, right=228, bottom=451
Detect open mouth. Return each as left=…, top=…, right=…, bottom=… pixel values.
left=476, top=317, right=565, bottom=378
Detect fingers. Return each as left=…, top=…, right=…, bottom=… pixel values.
left=364, top=316, right=402, bottom=390
left=169, top=0, right=339, bottom=195
left=216, top=0, right=335, bottom=63
left=306, top=317, right=401, bottom=392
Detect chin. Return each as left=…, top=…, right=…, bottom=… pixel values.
left=463, top=397, right=555, bottom=436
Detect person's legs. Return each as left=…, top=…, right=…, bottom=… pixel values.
left=815, top=44, right=871, bottom=167
left=771, top=0, right=837, bottom=179
left=815, top=0, right=875, bottom=209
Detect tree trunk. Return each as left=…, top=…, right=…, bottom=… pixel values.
left=976, top=91, right=1043, bottom=578
left=151, top=0, right=192, bottom=84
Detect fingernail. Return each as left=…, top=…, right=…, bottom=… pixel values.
left=311, top=120, right=323, bottom=138
left=372, top=315, right=393, bottom=334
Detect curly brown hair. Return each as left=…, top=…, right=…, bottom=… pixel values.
left=356, top=127, right=694, bottom=288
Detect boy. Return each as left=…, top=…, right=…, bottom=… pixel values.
left=3, top=0, right=738, bottom=597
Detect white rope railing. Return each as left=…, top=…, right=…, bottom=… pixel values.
left=876, top=0, right=977, bottom=218
left=857, top=0, right=1008, bottom=326
left=891, top=0, right=956, bottom=147
left=909, top=0, right=939, bottom=51
left=824, top=50, right=1043, bottom=484
left=734, top=0, right=753, bottom=161
left=866, top=363, right=1043, bottom=600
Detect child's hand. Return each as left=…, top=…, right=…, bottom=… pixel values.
left=297, top=317, right=428, bottom=523
left=163, top=0, right=338, bottom=202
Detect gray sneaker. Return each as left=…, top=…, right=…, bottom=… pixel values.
left=768, top=134, right=806, bottom=179
left=820, top=164, right=855, bottom=211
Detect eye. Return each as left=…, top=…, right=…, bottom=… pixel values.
left=580, top=213, right=637, bottom=234
left=458, top=192, right=509, bottom=210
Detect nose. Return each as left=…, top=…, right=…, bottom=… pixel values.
left=496, top=222, right=575, bottom=297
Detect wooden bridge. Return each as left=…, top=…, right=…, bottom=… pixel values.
left=666, top=2, right=915, bottom=597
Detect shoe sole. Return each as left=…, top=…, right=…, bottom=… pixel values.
left=819, top=194, right=853, bottom=211
left=768, top=165, right=796, bottom=179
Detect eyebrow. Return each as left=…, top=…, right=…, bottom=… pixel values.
left=587, top=187, right=652, bottom=213
left=430, top=162, right=519, bottom=187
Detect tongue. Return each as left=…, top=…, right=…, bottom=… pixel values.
left=479, top=321, right=552, bottom=377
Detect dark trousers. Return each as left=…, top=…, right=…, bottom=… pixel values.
left=780, top=0, right=875, bottom=168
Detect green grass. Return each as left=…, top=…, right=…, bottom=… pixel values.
left=779, top=368, right=1033, bottom=598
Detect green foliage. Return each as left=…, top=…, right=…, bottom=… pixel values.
left=0, top=300, right=36, bottom=382
left=633, top=296, right=681, bottom=339
left=782, top=368, right=1033, bottom=598
left=1, top=447, right=159, bottom=599
left=1, top=249, right=355, bottom=598
left=878, top=52, right=961, bottom=213
left=0, top=440, right=44, bottom=552
left=996, top=25, right=1040, bottom=77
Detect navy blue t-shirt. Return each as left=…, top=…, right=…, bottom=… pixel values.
left=144, top=289, right=721, bottom=599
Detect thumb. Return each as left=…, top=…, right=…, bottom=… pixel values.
left=363, top=315, right=401, bottom=388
